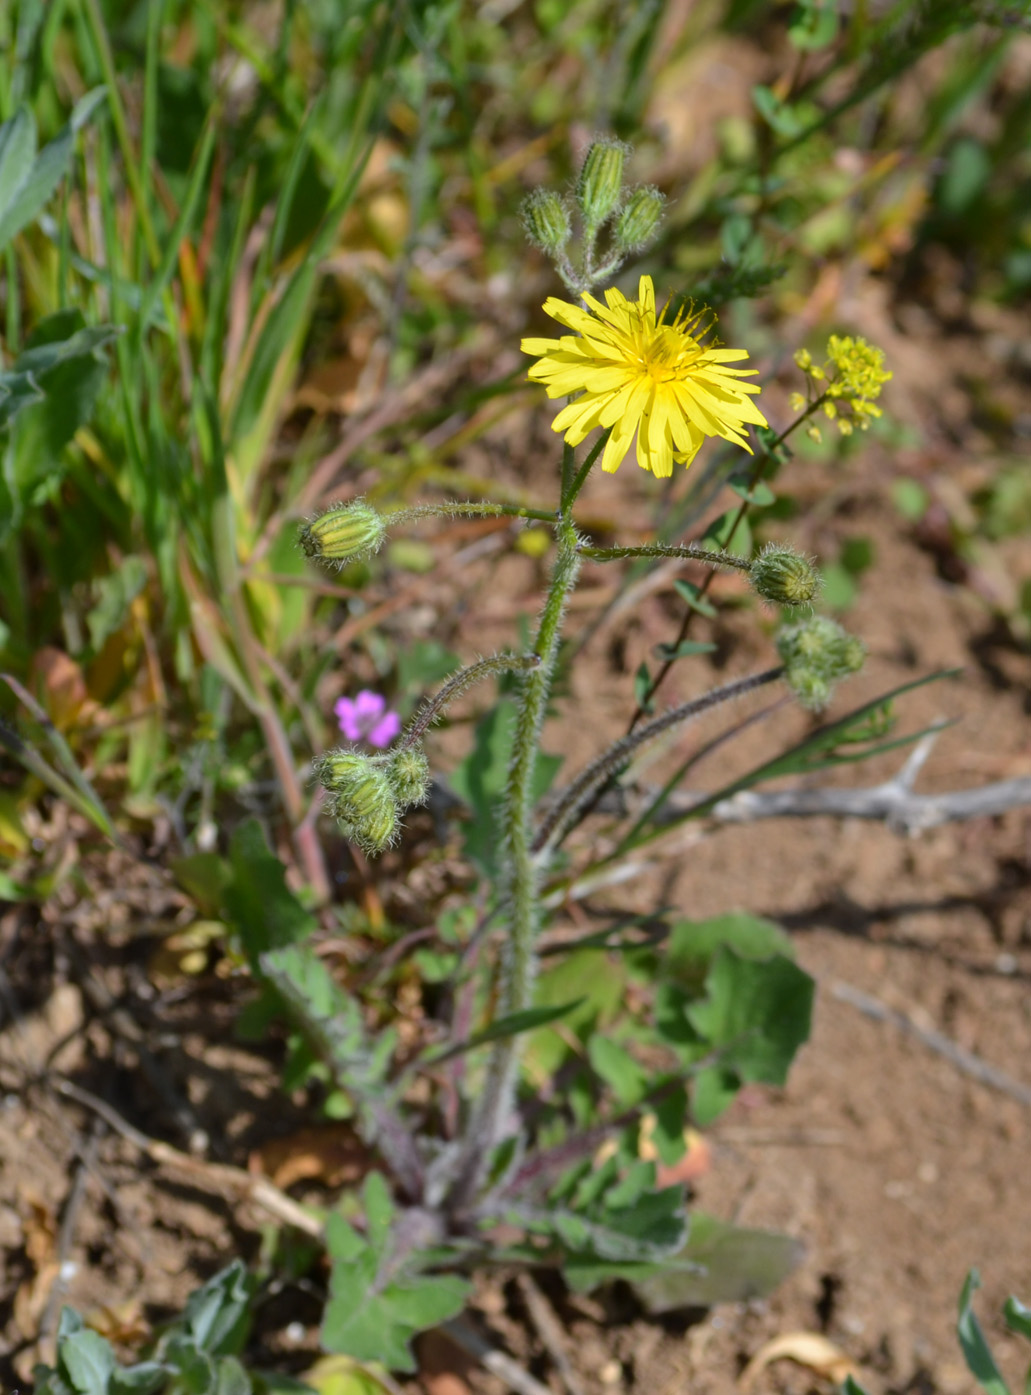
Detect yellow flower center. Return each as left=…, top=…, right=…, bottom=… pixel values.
left=633, top=316, right=704, bottom=383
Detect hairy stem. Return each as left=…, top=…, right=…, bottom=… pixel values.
left=532, top=667, right=784, bottom=858
left=579, top=542, right=751, bottom=570
left=386, top=501, right=558, bottom=526
left=398, top=652, right=541, bottom=751
left=449, top=516, right=582, bottom=1206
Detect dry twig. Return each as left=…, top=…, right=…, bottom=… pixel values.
left=515, top=1273, right=587, bottom=1395
left=832, top=980, right=1031, bottom=1108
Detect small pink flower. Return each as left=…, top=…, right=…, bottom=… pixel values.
left=334, top=689, right=401, bottom=748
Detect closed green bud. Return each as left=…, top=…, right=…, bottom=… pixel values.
left=785, top=670, right=832, bottom=712
left=522, top=189, right=572, bottom=252
left=300, top=500, right=386, bottom=568
left=315, top=749, right=399, bottom=855
left=750, top=544, right=820, bottom=608
left=776, top=616, right=865, bottom=711
left=387, top=747, right=431, bottom=808
left=614, top=186, right=665, bottom=251
left=576, top=139, right=628, bottom=228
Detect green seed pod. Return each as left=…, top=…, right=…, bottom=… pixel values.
left=522, top=189, right=572, bottom=253
left=316, top=749, right=399, bottom=855
left=576, top=139, right=628, bottom=228
left=300, top=500, right=386, bottom=568
left=614, top=186, right=665, bottom=251
left=777, top=616, right=865, bottom=711
left=387, top=746, right=431, bottom=809
left=750, top=544, right=820, bottom=608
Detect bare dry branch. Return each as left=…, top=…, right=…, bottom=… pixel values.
left=636, top=734, right=1031, bottom=835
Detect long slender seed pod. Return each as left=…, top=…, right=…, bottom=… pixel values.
left=531, top=667, right=784, bottom=859
left=578, top=542, right=752, bottom=571
left=386, top=501, right=558, bottom=527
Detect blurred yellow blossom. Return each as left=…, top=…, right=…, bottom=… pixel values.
left=794, top=333, right=892, bottom=435
left=521, top=275, right=768, bottom=478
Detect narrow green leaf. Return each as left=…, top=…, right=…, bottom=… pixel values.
left=957, top=1270, right=1011, bottom=1395
left=654, top=640, right=717, bottom=663
left=137, top=115, right=216, bottom=332
left=0, top=108, right=36, bottom=220
left=0, top=117, right=73, bottom=249
left=422, top=999, right=585, bottom=1067
left=60, top=1330, right=116, bottom=1395
left=1004, top=1296, right=1031, bottom=1343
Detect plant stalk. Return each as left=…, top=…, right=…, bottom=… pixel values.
left=449, top=515, right=581, bottom=1206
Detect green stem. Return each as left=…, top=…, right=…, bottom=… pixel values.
left=386, top=501, right=558, bottom=526
left=579, top=542, right=751, bottom=570
left=451, top=514, right=581, bottom=1204
left=627, top=396, right=828, bottom=730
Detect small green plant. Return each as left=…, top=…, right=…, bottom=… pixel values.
left=31, top=1263, right=274, bottom=1395
left=844, top=1271, right=1031, bottom=1395
left=247, top=141, right=907, bottom=1371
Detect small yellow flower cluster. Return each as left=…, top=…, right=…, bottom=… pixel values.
left=792, top=336, right=892, bottom=442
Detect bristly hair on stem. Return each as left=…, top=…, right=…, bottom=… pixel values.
left=398, top=652, right=541, bottom=752
left=531, top=667, right=784, bottom=859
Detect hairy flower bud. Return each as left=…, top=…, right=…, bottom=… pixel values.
left=315, top=749, right=399, bottom=854
left=300, top=500, right=386, bottom=568
left=576, top=139, right=627, bottom=228
left=750, top=544, right=820, bottom=608
left=387, top=746, right=431, bottom=809
left=522, top=189, right=572, bottom=252
left=614, top=186, right=665, bottom=251
left=777, top=616, right=865, bottom=711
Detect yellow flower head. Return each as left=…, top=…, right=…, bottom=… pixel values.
left=795, top=334, right=892, bottom=434
left=521, top=275, right=768, bottom=479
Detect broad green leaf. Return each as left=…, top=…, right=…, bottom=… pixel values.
left=110, top=1362, right=167, bottom=1394
left=223, top=820, right=317, bottom=964
left=564, top=1210, right=803, bottom=1305
left=0, top=93, right=101, bottom=250
left=957, top=1271, right=1011, bottom=1395
left=163, top=1336, right=215, bottom=1392
left=687, top=948, right=814, bottom=1125
left=632, top=1211, right=804, bottom=1312
left=664, top=913, right=795, bottom=993
left=588, top=1036, right=649, bottom=1106
left=323, top=1238, right=469, bottom=1376
left=0, top=315, right=119, bottom=435
left=61, top=1330, right=116, bottom=1395
left=213, top=1357, right=253, bottom=1395
left=172, top=852, right=232, bottom=917
left=181, top=1261, right=253, bottom=1355
left=524, top=949, right=626, bottom=1080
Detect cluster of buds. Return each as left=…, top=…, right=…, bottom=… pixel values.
left=522, top=139, right=666, bottom=295
left=776, top=615, right=865, bottom=711
left=749, top=543, right=820, bottom=609
left=790, top=335, right=892, bottom=442
left=314, top=745, right=431, bottom=856
left=300, top=499, right=386, bottom=569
